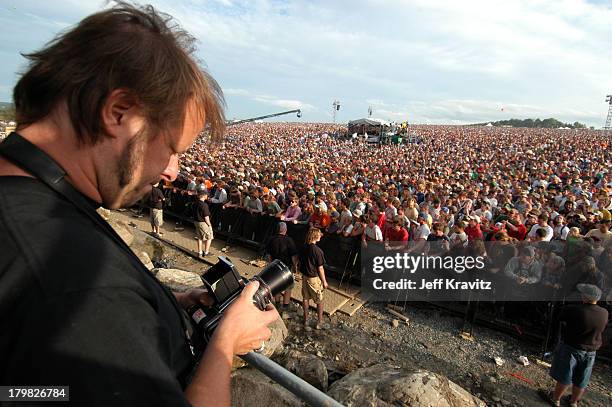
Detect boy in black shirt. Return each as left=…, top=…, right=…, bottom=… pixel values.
left=298, top=228, right=328, bottom=330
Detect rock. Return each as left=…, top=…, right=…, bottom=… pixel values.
left=282, top=350, right=329, bottom=391
left=231, top=368, right=304, bottom=407
left=111, top=220, right=135, bottom=246
left=391, top=319, right=400, bottom=328
left=137, top=251, right=154, bottom=270
left=96, top=207, right=112, bottom=220
left=152, top=268, right=203, bottom=290
left=328, top=364, right=486, bottom=407
left=232, top=318, right=288, bottom=370
left=316, top=351, right=323, bottom=358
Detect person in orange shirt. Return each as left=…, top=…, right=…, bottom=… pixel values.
left=310, top=205, right=331, bottom=229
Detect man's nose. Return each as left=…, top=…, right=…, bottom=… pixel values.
left=161, top=154, right=179, bottom=182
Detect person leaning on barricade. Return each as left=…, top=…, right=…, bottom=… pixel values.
left=0, top=3, right=278, bottom=406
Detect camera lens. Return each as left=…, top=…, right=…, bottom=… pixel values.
left=252, top=260, right=293, bottom=309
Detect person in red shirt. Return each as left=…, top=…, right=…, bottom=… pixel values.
left=385, top=217, right=409, bottom=250
left=505, top=211, right=528, bottom=241
left=465, top=216, right=484, bottom=241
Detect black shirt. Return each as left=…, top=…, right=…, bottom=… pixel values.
left=559, top=303, right=609, bottom=351
left=265, top=234, right=297, bottom=268
left=195, top=199, right=210, bottom=222
left=0, top=177, right=194, bottom=406
left=150, top=186, right=165, bottom=209
left=298, top=243, right=325, bottom=278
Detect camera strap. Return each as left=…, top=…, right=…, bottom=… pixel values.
left=0, top=132, right=195, bottom=355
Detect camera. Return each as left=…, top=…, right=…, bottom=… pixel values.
left=188, top=256, right=293, bottom=343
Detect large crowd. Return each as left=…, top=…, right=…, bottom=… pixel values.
left=161, top=123, right=612, bottom=299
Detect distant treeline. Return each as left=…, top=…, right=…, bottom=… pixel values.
left=477, top=118, right=588, bottom=129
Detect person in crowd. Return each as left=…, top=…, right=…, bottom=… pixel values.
left=326, top=211, right=342, bottom=234
left=427, top=222, right=450, bottom=254
left=385, top=216, right=409, bottom=250
left=528, top=213, right=554, bottom=242
left=544, top=284, right=608, bottom=407
left=298, top=228, right=328, bottom=330
left=265, top=222, right=298, bottom=318
left=279, top=198, right=302, bottom=222
left=262, top=193, right=282, bottom=216
left=149, top=180, right=166, bottom=236
left=449, top=221, right=469, bottom=250
left=504, top=246, right=543, bottom=285
left=209, top=180, right=228, bottom=204
left=465, top=215, right=484, bottom=241
left=194, top=190, right=214, bottom=257
left=553, top=214, right=570, bottom=241
left=585, top=220, right=612, bottom=244
left=362, top=214, right=383, bottom=248
left=244, top=189, right=263, bottom=214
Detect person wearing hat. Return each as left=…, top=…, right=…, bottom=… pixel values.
left=194, top=189, right=214, bottom=257
left=543, top=284, right=608, bottom=407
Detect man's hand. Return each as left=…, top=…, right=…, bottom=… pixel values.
left=212, top=281, right=279, bottom=356
left=174, top=289, right=213, bottom=310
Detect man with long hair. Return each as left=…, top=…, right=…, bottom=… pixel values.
left=0, top=3, right=277, bottom=406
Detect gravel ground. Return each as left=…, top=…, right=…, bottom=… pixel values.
left=280, top=301, right=611, bottom=407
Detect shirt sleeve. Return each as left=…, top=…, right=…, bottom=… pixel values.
left=315, top=247, right=325, bottom=268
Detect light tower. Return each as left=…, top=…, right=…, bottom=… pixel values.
left=605, top=94, right=612, bottom=136
left=332, top=100, right=340, bottom=123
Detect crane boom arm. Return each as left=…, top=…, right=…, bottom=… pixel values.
left=226, top=109, right=301, bottom=126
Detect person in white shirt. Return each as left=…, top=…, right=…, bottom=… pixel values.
left=552, top=215, right=569, bottom=241
left=414, top=213, right=431, bottom=241
left=449, top=221, right=469, bottom=249
left=528, top=213, right=554, bottom=242
left=585, top=221, right=612, bottom=244
left=362, top=215, right=383, bottom=248
left=209, top=180, right=228, bottom=204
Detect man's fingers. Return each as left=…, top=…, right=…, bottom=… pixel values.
left=241, top=280, right=260, bottom=299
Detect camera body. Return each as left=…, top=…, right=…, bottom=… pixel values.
left=188, top=256, right=293, bottom=344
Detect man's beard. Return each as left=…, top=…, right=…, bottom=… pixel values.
left=117, top=128, right=148, bottom=188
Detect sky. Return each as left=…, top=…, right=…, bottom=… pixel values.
left=0, top=0, right=611, bottom=126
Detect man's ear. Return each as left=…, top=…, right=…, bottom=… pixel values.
left=101, top=89, right=144, bottom=139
